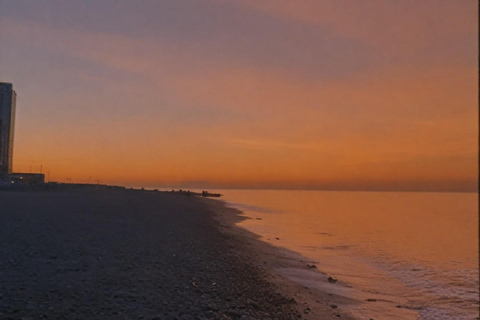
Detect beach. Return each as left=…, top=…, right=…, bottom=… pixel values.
left=0, top=188, right=353, bottom=320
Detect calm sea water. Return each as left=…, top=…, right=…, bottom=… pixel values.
left=216, top=190, right=478, bottom=320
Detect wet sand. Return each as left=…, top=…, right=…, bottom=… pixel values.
left=0, top=188, right=355, bottom=319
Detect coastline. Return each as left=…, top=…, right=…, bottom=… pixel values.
left=0, top=187, right=314, bottom=319
left=201, top=197, right=358, bottom=319
left=204, top=190, right=480, bottom=320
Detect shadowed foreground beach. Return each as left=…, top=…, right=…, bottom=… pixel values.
left=0, top=189, right=353, bottom=320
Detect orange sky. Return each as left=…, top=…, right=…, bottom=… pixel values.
left=0, top=0, right=477, bottom=191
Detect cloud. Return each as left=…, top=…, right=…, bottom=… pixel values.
left=1, top=3, right=477, bottom=190
left=226, top=0, right=477, bottom=68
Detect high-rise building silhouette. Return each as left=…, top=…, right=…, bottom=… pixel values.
left=0, top=82, right=16, bottom=175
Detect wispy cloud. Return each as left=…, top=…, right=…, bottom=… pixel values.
left=227, top=138, right=322, bottom=151
left=0, top=1, right=477, bottom=191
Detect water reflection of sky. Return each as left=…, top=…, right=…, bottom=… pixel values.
left=219, top=190, right=479, bottom=320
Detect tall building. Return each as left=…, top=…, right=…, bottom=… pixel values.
left=0, top=82, right=16, bottom=175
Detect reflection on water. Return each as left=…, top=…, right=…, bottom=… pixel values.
left=220, top=190, right=478, bottom=320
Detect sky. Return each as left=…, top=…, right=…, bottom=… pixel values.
left=0, top=0, right=478, bottom=191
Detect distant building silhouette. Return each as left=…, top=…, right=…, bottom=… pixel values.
left=0, top=82, right=16, bottom=175
left=0, top=83, right=44, bottom=187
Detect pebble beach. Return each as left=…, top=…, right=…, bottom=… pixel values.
left=0, top=188, right=353, bottom=319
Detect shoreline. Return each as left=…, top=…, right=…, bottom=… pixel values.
left=0, top=186, right=361, bottom=319
left=204, top=191, right=480, bottom=320
left=0, top=188, right=321, bottom=319
left=201, top=197, right=359, bottom=319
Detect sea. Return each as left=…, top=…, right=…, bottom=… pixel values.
left=212, top=190, right=479, bottom=320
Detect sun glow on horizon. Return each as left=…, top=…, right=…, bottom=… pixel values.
left=0, top=0, right=477, bottom=192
